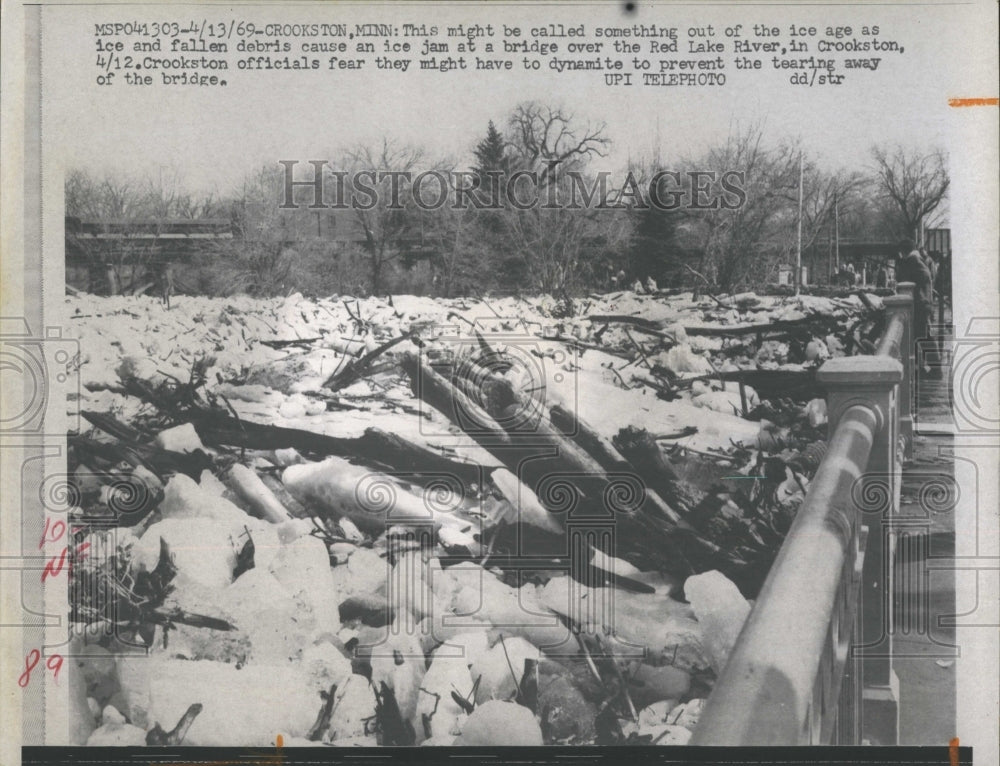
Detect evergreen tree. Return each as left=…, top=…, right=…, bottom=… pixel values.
left=472, top=121, right=508, bottom=177
left=631, top=202, right=682, bottom=286
left=467, top=120, right=512, bottom=286
left=472, top=121, right=509, bottom=206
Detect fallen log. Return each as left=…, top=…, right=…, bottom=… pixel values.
left=402, top=351, right=697, bottom=575
left=257, top=337, right=323, bottom=349
left=475, top=330, right=513, bottom=373
left=546, top=403, right=691, bottom=531
left=455, top=351, right=696, bottom=534
left=610, top=427, right=700, bottom=517
left=490, top=468, right=563, bottom=535
left=586, top=314, right=663, bottom=331
left=398, top=352, right=513, bottom=449
left=683, top=314, right=844, bottom=337
left=539, top=335, right=633, bottom=360
left=80, top=410, right=150, bottom=445
left=672, top=368, right=822, bottom=401
left=654, top=426, right=700, bottom=440
left=191, top=412, right=485, bottom=488
left=586, top=316, right=681, bottom=344
left=70, top=430, right=210, bottom=482
left=104, top=380, right=483, bottom=485
left=323, top=331, right=417, bottom=391
left=224, top=463, right=292, bottom=524
left=548, top=404, right=635, bottom=475
left=150, top=607, right=236, bottom=632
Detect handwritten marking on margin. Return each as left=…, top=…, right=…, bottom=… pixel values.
left=948, top=98, right=999, bottom=107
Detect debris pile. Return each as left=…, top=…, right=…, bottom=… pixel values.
left=64, top=287, right=883, bottom=746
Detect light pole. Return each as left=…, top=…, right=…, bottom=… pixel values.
left=795, top=152, right=804, bottom=296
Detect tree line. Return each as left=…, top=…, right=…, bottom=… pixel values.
left=65, top=102, right=950, bottom=298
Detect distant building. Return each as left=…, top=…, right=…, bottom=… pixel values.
left=804, top=228, right=949, bottom=287
left=65, top=216, right=234, bottom=293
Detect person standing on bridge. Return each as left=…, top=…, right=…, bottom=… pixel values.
left=895, top=239, right=934, bottom=372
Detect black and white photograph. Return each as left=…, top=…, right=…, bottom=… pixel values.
left=0, top=2, right=997, bottom=763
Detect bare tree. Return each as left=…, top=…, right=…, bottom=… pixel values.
left=871, top=145, right=950, bottom=241
left=145, top=165, right=223, bottom=220
left=683, top=124, right=802, bottom=290
left=507, top=102, right=611, bottom=187
left=341, top=139, right=431, bottom=294
left=483, top=103, right=615, bottom=294
left=756, top=156, right=867, bottom=282
left=417, top=160, right=492, bottom=298
left=208, top=165, right=298, bottom=296
left=794, top=163, right=865, bottom=253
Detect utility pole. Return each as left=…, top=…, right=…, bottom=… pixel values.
left=795, top=152, right=804, bottom=295
left=834, top=191, right=840, bottom=273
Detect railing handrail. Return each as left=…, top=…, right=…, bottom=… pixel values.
left=876, top=310, right=906, bottom=359
left=690, top=403, right=879, bottom=745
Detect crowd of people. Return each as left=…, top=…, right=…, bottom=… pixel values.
left=837, top=248, right=949, bottom=301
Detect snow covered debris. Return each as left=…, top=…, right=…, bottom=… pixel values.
left=684, top=570, right=752, bottom=675
left=65, top=287, right=878, bottom=746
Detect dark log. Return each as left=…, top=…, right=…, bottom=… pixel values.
left=475, top=330, right=513, bottom=373
left=146, top=703, right=203, bottom=746
left=258, top=471, right=310, bottom=516
left=403, top=352, right=697, bottom=575
left=548, top=404, right=690, bottom=531
left=307, top=684, right=338, bottom=742
left=322, top=331, right=417, bottom=391
left=586, top=314, right=663, bottom=331
left=671, top=368, right=822, bottom=401
left=148, top=607, right=236, bottom=632
left=456, top=355, right=693, bottom=535
left=610, top=427, right=701, bottom=516
left=70, top=429, right=211, bottom=482
left=549, top=404, right=635, bottom=475
left=191, top=410, right=485, bottom=487
left=399, top=352, right=513, bottom=449
left=539, top=335, right=633, bottom=360
left=257, top=337, right=323, bottom=349
left=586, top=316, right=680, bottom=344
left=683, top=314, right=844, bottom=337
left=79, top=409, right=149, bottom=444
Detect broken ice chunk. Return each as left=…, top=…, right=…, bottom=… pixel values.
left=153, top=423, right=206, bottom=454
left=455, top=700, right=542, bottom=746
left=684, top=570, right=751, bottom=675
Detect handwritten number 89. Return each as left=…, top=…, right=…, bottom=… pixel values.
left=17, top=649, right=63, bottom=688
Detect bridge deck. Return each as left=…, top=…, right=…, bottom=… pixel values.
left=896, top=309, right=955, bottom=744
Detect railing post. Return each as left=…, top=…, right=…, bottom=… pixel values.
left=883, top=290, right=914, bottom=461
left=817, top=356, right=903, bottom=746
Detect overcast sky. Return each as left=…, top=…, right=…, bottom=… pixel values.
left=42, top=2, right=979, bottom=200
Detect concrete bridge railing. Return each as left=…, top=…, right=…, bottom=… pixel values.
left=692, top=283, right=914, bottom=746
